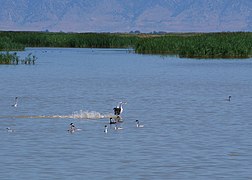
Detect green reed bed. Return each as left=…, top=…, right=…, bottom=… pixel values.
left=135, top=32, right=252, bottom=58
left=1, top=31, right=251, bottom=58
left=0, top=52, right=37, bottom=65
left=0, top=31, right=139, bottom=48
left=1, top=31, right=138, bottom=64
left=0, top=52, right=18, bottom=64
left=0, top=36, right=25, bottom=51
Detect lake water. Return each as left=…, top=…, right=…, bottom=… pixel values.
left=1, top=48, right=252, bottom=179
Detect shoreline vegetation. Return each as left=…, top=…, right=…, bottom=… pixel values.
left=0, top=52, right=37, bottom=65
left=0, top=31, right=251, bottom=63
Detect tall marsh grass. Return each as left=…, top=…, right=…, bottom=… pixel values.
left=0, top=31, right=139, bottom=48
left=0, top=36, right=25, bottom=51
left=1, top=31, right=251, bottom=58
left=0, top=52, right=36, bottom=65
left=135, top=32, right=252, bottom=58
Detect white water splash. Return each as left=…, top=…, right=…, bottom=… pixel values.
left=0, top=110, right=115, bottom=120
left=70, top=110, right=114, bottom=119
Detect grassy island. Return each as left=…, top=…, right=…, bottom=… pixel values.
left=0, top=31, right=251, bottom=60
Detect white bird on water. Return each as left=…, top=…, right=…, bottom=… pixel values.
left=6, top=127, right=14, bottom=132
left=114, top=124, right=123, bottom=130
left=12, top=97, right=18, bottom=107
left=135, top=120, right=144, bottom=128
left=67, top=123, right=81, bottom=133
left=104, top=125, right=108, bottom=133
left=68, top=123, right=75, bottom=132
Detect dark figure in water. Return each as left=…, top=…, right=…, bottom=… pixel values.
left=113, top=107, right=121, bottom=115
left=113, top=102, right=126, bottom=115
left=12, top=97, right=18, bottom=107
left=68, top=123, right=76, bottom=132
left=109, top=118, right=117, bottom=124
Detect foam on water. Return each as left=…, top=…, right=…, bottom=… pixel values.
left=70, top=110, right=114, bottom=119
left=0, top=110, right=115, bottom=120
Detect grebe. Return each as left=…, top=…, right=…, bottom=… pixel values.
left=68, top=123, right=77, bottom=132
left=104, top=125, right=108, bottom=133
left=136, top=120, right=144, bottom=128
left=109, top=118, right=116, bottom=124
left=12, top=97, right=18, bottom=107
left=6, top=127, right=14, bottom=132
left=113, top=102, right=127, bottom=115
left=114, top=125, right=123, bottom=130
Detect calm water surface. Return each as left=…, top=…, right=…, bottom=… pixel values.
left=0, top=48, right=252, bottom=179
